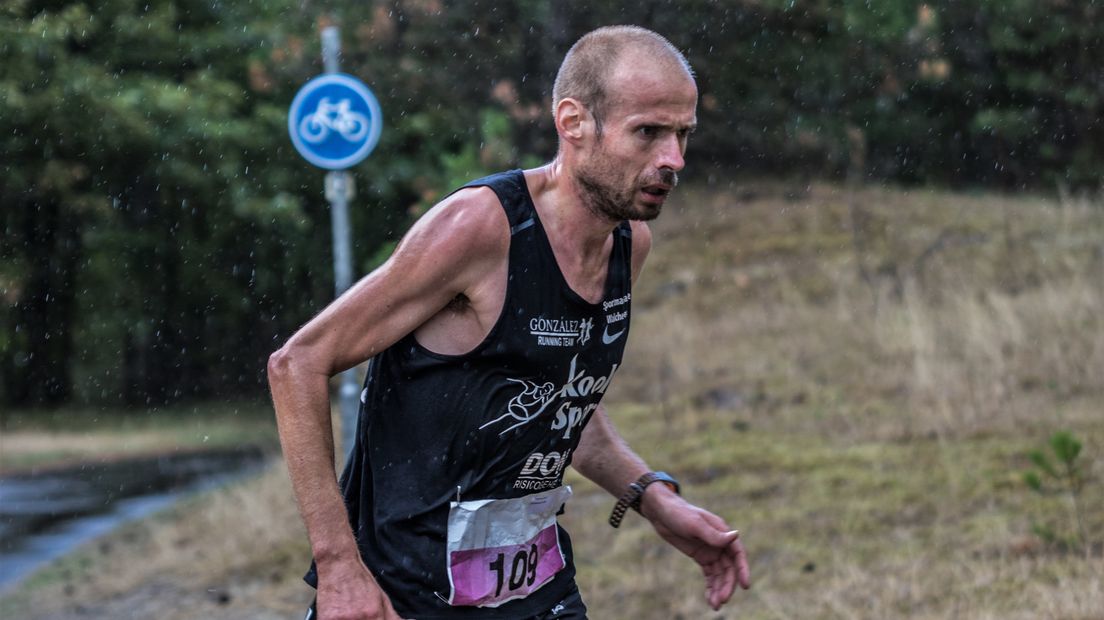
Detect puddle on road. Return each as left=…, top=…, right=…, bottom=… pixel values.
left=0, top=448, right=267, bottom=591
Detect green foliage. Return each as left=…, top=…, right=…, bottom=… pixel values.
left=1050, top=430, right=1083, bottom=465
left=1023, top=470, right=1043, bottom=492
left=1023, top=430, right=1090, bottom=553
left=1, top=0, right=327, bottom=406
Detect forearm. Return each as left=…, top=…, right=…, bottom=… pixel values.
left=267, top=349, right=360, bottom=565
left=573, top=405, right=683, bottom=521
left=571, top=405, right=648, bottom=496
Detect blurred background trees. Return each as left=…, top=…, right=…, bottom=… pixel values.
left=2, top=0, right=1101, bottom=410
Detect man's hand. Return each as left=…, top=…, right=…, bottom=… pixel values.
left=572, top=407, right=750, bottom=609
left=316, top=559, right=404, bottom=620
left=640, top=486, right=751, bottom=611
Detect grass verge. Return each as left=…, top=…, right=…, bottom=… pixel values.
left=0, top=400, right=279, bottom=474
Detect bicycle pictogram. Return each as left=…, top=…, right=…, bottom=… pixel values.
left=299, top=97, right=370, bottom=144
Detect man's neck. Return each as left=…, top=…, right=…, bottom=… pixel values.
left=524, top=159, right=621, bottom=263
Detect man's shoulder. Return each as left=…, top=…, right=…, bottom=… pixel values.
left=406, top=184, right=509, bottom=260
left=440, top=183, right=504, bottom=215
left=433, top=184, right=506, bottom=231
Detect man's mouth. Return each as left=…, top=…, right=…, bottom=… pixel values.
left=641, top=184, right=671, bottom=197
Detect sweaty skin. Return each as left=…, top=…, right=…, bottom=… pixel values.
left=268, top=46, right=749, bottom=620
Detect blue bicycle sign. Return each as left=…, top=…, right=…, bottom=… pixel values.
left=288, top=74, right=382, bottom=170
left=300, top=98, right=370, bottom=144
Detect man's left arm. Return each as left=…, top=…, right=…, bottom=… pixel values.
left=571, top=220, right=750, bottom=610
left=571, top=406, right=751, bottom=611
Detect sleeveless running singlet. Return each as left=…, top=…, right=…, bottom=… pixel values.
left=305, top=169, right=633, bottom=619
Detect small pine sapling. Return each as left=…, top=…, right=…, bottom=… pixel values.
left=1023, top=430, right=1090, bottom=556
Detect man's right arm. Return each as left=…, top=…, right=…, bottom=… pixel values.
left=266, top=188, right=508, bottom=619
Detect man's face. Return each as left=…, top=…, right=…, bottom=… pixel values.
left=574, top=63, right=698, bottom=222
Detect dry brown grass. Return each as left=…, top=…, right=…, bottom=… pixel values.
left=0, top=401, right=278, bottom=474
left=569, top=180, right=1104, bottom=618
left=562, top=402, right=1103, bottom=619
left=4, top=181, right=1102, bottom=619
left=0, top=430, right=186, bottom=472
left=618, top=181, right=1104, bottom=442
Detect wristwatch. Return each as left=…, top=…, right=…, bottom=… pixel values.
left=608, top=471, right=681, bottom=528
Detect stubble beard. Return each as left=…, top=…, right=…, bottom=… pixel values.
left=575, top=167, right=647, bottom=222
left=573, top=149, right=677, bottom=222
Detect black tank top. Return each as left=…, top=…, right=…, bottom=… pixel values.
left=305, top=170, right=633, bottom=618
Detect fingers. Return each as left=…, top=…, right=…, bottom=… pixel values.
left=660, top=504, right=751, bottom=609
left=701, top=510, right=750, bottom=591
left=707, top=557, right=736, bottom=610
left=696, top=510, right=741, bottom=546
left=699, top=519, right=740, bottom=549
left=702, top=526, right=750, bottom=608
left=680, top=510, right=743, bottom=608
left=732, top=536, right=751, bottom=590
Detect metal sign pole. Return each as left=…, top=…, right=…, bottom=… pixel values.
left=288, top=26, right=381, bottom=465
left=321, top=25, right=360, bottom=464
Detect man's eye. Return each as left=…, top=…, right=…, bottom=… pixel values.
left=638, top=126, right=658, bottom=138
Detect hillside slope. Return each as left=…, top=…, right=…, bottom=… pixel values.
left=4, top=181, right=1102, bottom=619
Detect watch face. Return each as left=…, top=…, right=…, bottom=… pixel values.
left=652, top=471, right=680, bottom=494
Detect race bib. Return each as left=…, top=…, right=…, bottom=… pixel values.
left=446, top=485, right=572, bottom=608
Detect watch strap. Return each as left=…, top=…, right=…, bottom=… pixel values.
left=608, top=471, right=681, bottom=528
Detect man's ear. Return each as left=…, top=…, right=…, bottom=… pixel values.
left=554, top=98, right=591, bottom=147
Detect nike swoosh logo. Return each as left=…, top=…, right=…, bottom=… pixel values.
left=602, top=326, right=626, bottom=345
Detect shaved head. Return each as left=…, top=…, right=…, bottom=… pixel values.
left=552, top=26, right=694, bottom=135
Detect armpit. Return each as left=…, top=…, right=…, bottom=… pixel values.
left=445, top=293, right=472, bottom=313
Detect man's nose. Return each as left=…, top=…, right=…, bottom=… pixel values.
left=655, top=134, right=685, bottom=172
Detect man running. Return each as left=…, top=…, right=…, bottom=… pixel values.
left=268, top=25, right=751, bottom=620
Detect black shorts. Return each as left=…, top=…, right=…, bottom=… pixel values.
left=305, top=584, right=588, bottom=620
